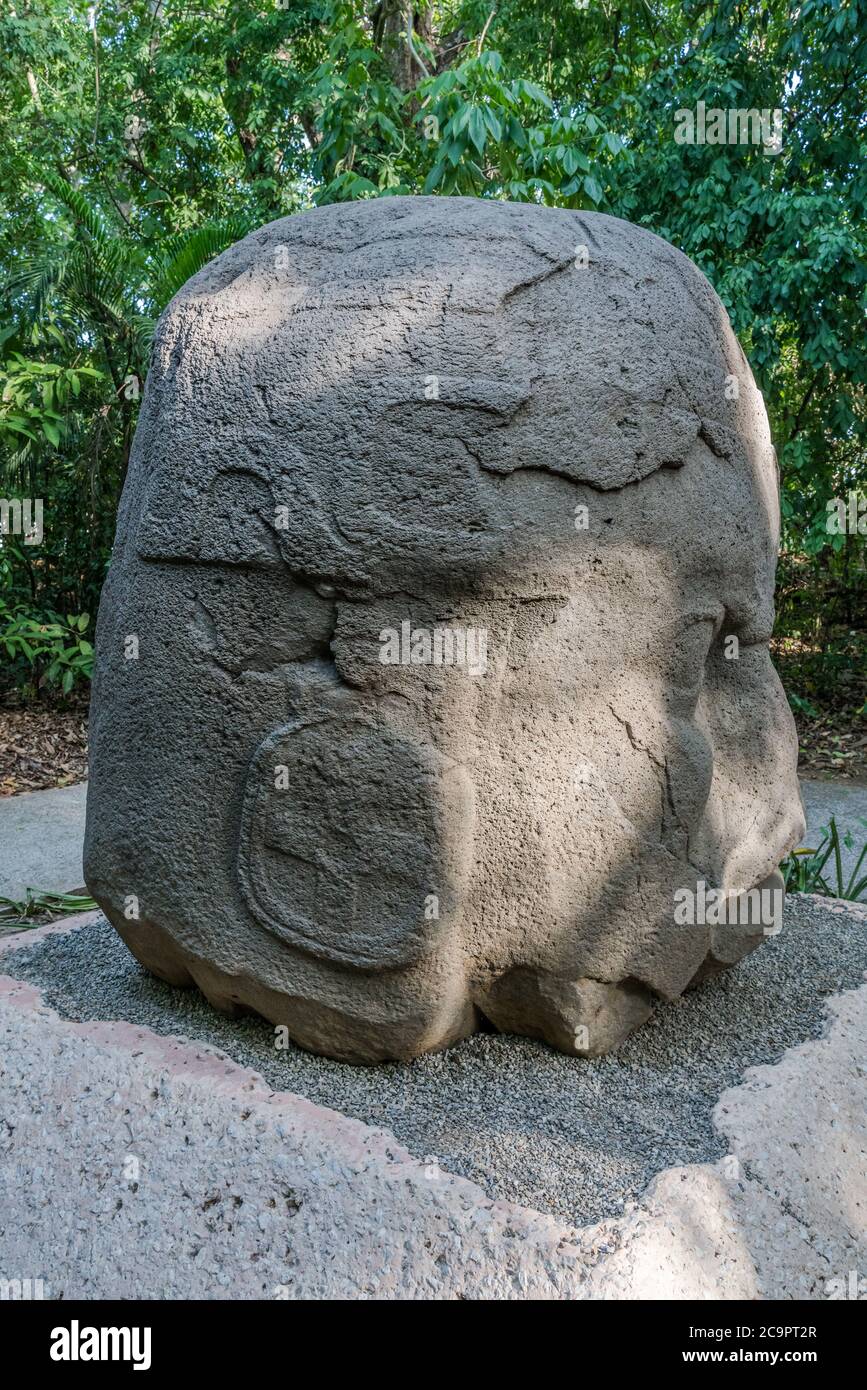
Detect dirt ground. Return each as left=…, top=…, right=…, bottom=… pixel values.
left=0, top=703, right=89, bottom=795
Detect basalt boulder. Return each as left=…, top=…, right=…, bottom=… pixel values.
left=84, top=196, right=804, bottom=1062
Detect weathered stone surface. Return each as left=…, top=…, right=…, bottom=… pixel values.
left=85, top=195, right=804, bottom=1062
left=476, top=971, right=654, bottom=1058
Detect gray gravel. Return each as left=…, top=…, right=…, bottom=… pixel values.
left=4, top=895, right=865, bottom=1229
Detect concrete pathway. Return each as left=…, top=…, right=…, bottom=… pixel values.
left=800, top=777, right=867, bottom=886
left=0, top=903, right=864, bottom=1299
left=0, top=782, right=88, bottom=901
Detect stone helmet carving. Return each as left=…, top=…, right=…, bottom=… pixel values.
left=85, top=196, right=804, bottom=1062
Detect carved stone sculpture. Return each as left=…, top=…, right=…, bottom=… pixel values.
left=85, top=196, right=804, bottom=1061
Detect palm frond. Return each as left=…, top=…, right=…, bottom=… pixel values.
left=133, top=316, right=157, bottom=358
left=4, top=250, right=73, bottom=320
left=64, top=243, right=134, bottom=328
left=39, top=168, right=113, bottom=249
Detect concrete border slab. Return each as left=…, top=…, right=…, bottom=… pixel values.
left=0, top=902, right=864, bottom=1299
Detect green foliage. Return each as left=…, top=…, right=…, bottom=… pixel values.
left=781, top=816, right=867, bottom=901
left=0, top=0, right=864, bottom=703
left=1, top=355, right=103, bottom=454
left=312, top=30, right=627, bottom=206
left=0, top=598, right=93, bottom=696
left=0, top=888, right=97, bottom=928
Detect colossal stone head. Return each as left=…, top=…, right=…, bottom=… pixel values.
left=85, top=196, right=804, bottom=1062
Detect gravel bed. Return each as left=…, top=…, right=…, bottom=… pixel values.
left=4, top=895, right=865, bottom=1229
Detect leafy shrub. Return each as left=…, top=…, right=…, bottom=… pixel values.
left=0, top=599, right=93, bottom=697
left=781, top=816, right=867, bottom=902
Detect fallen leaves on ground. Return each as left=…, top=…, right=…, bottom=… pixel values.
left=795, top=712, right=867, bottom=780
left=0, top=705, right=88, bottom=795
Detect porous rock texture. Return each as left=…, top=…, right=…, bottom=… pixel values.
left=85, top=196, right=804, bottom=1062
